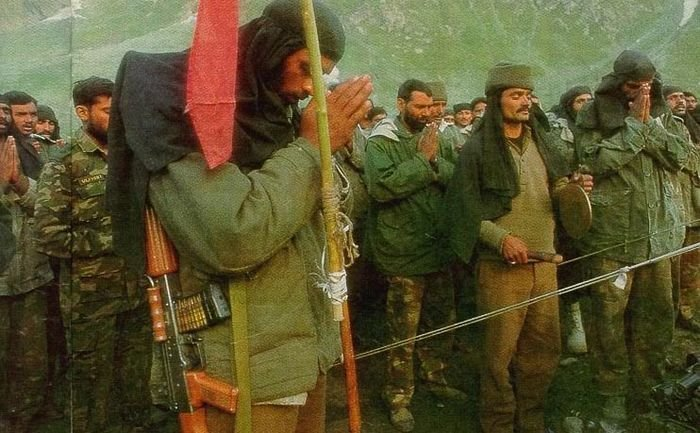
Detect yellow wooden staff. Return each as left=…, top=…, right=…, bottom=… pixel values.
left=300, top=1, right=362, bottom=431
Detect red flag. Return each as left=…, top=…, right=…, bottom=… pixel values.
left=186, top=0, right=239, bottom=169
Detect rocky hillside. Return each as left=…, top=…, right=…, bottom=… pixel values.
left=1, top=0, right=697, bottom=129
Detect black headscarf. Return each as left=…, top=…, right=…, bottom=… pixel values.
left=444, top=85, right=569, bottom=264
left=37, top=105, right=62, bottom=141
left=550, top=85, right=592, bottom=124
left=577, top=50, right=667, bottom=137
left=234, top=0, right=344, bottom=168
left=107, top=0, right=346, bottom=272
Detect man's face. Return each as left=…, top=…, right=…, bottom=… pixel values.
left=398, top=91, right=432, bottom=132
left=35, top=119, right=56, bottom=137
left=76, top=95, right=111, bottom=144
left=430, top=100, right=447, bottom=121
left=277, top=48, right=335, bottom=104
left=369, top=113, right=386, bottom=128
left=621, top=77, right=653, bottom=101
left=666, top=92, right=687, bottom=116
left=443, top=114, right=454, bottom=125
left=500, top=88, right=532, bottom=124
left=10, top=102, right=37, bottom=137
left=571, top=93, right=593, bottom=114
left=472, top=101, right=487, bottom=118
left=685, top=95, right=697, bottom=112
left=0, top=103, right=11, bottom=137
left=454, top=109, right=473, bottom=127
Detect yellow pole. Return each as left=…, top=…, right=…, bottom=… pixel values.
left=300, top=2, right=362, bottom=432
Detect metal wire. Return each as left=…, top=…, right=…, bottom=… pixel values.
left=344, top=240, right=700, bottom=364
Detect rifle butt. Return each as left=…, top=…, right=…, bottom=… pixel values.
left=186, top=371, right=238, bottom=414
left=178, top=409, right=208, bottom=433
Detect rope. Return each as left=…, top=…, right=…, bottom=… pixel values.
left=341, top=241, right=700, bottom=364
left=560, top=218, right=700, bottom=266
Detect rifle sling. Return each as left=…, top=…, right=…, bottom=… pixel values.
left=229, top=280, right=252, bottom=433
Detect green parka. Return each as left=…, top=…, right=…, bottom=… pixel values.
left=574, top=112, right=691, bottom=263
left=364, top=117, right=455, bottom=276
left=148, top=141, right=341, bottom=403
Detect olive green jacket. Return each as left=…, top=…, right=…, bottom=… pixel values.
left=364, top=117, right=455, bottom=276
left=574, top=113, right=691, bottom=263
left=148, top=141, right=341, bottom=402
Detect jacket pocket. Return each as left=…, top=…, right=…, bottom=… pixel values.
left=589, top=188, right=632, bottom=241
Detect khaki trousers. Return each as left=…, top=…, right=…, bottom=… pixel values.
left=206, top=373, right=327, bottom=433
left=477, top=260, right=560, bottom=433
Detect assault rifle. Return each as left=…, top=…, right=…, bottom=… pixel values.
left=144, top=206, right=238, bottom=433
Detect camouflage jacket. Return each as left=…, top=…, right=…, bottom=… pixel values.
left=34, top=129, right=141, bottom=318
left=0, top=177, right=53, bottom=296
left=574, top=112, right=691, bottom=263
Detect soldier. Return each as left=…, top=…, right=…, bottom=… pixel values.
left=546, top=85, right=594, bottom=355
left=663, top=85, right=700, bottom=333
left=574, top=51, right=691, bottom=428
left=34, top=104, right=68, bottom=163
left=4, top=91, right=43, bottom=180
left=365, top=79, right=463, bottom=432
left=106, top=1, right=372, bottom=432
left=34, top=77, right=152, bottom=433
left=0, top=93, right=53, bottom=433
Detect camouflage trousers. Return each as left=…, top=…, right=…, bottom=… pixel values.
left=383, top=270, right=456, bottom=410
left=68, top=301, right=152, bottom=433
left=587, top=257, right=673, bottom=405
left=0, top=287, right=48, bottom=424
left=673, top=227, right=700, bottom=320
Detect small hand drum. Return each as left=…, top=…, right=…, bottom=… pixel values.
left=558, top=183, right=592, bottom=239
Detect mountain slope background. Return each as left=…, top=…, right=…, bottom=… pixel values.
left=1, top=0, right=698, bottom=133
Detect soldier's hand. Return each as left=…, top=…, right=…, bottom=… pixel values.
left=501, top=234, right=529, bottom=265
left=417, top=122, right=439, bottom=162
left=0, top=136, right=16, bottom=185
left=629, top=83, right=651, bottom=123
left=300, top=75, right=373, bottom=153
left=571, top=172, right=594, bottom=194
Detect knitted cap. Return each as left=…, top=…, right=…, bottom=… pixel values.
left=485, top=63, right=534, bottom=95
left=426, top=81, right=447, bottom=101
left=662, top=85, right=684, bottom=99
left=37, top=105, right=58, bottom=123
left=263, top=0, right=345, bottom=62
left=453, top=102, right=472, bottom=113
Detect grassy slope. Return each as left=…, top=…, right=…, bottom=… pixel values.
left=0, top=0, right=697, bottom=127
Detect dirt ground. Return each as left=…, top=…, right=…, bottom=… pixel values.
left=324, top=276, right=700, bottom=433
left=35, top=274, right=699, bottom=433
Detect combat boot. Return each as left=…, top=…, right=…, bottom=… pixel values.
left=424, top=382, right=468, bottom=402
left=601, top=395, right=626, bottom=427
left=567, top=302, right=588, bottom=354
left=389, top=407, right=415, bottom=432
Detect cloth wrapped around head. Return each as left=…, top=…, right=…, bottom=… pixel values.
left=234, top=0, right=346, bottom=168
left=578, top=50, right=666, bottom=135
